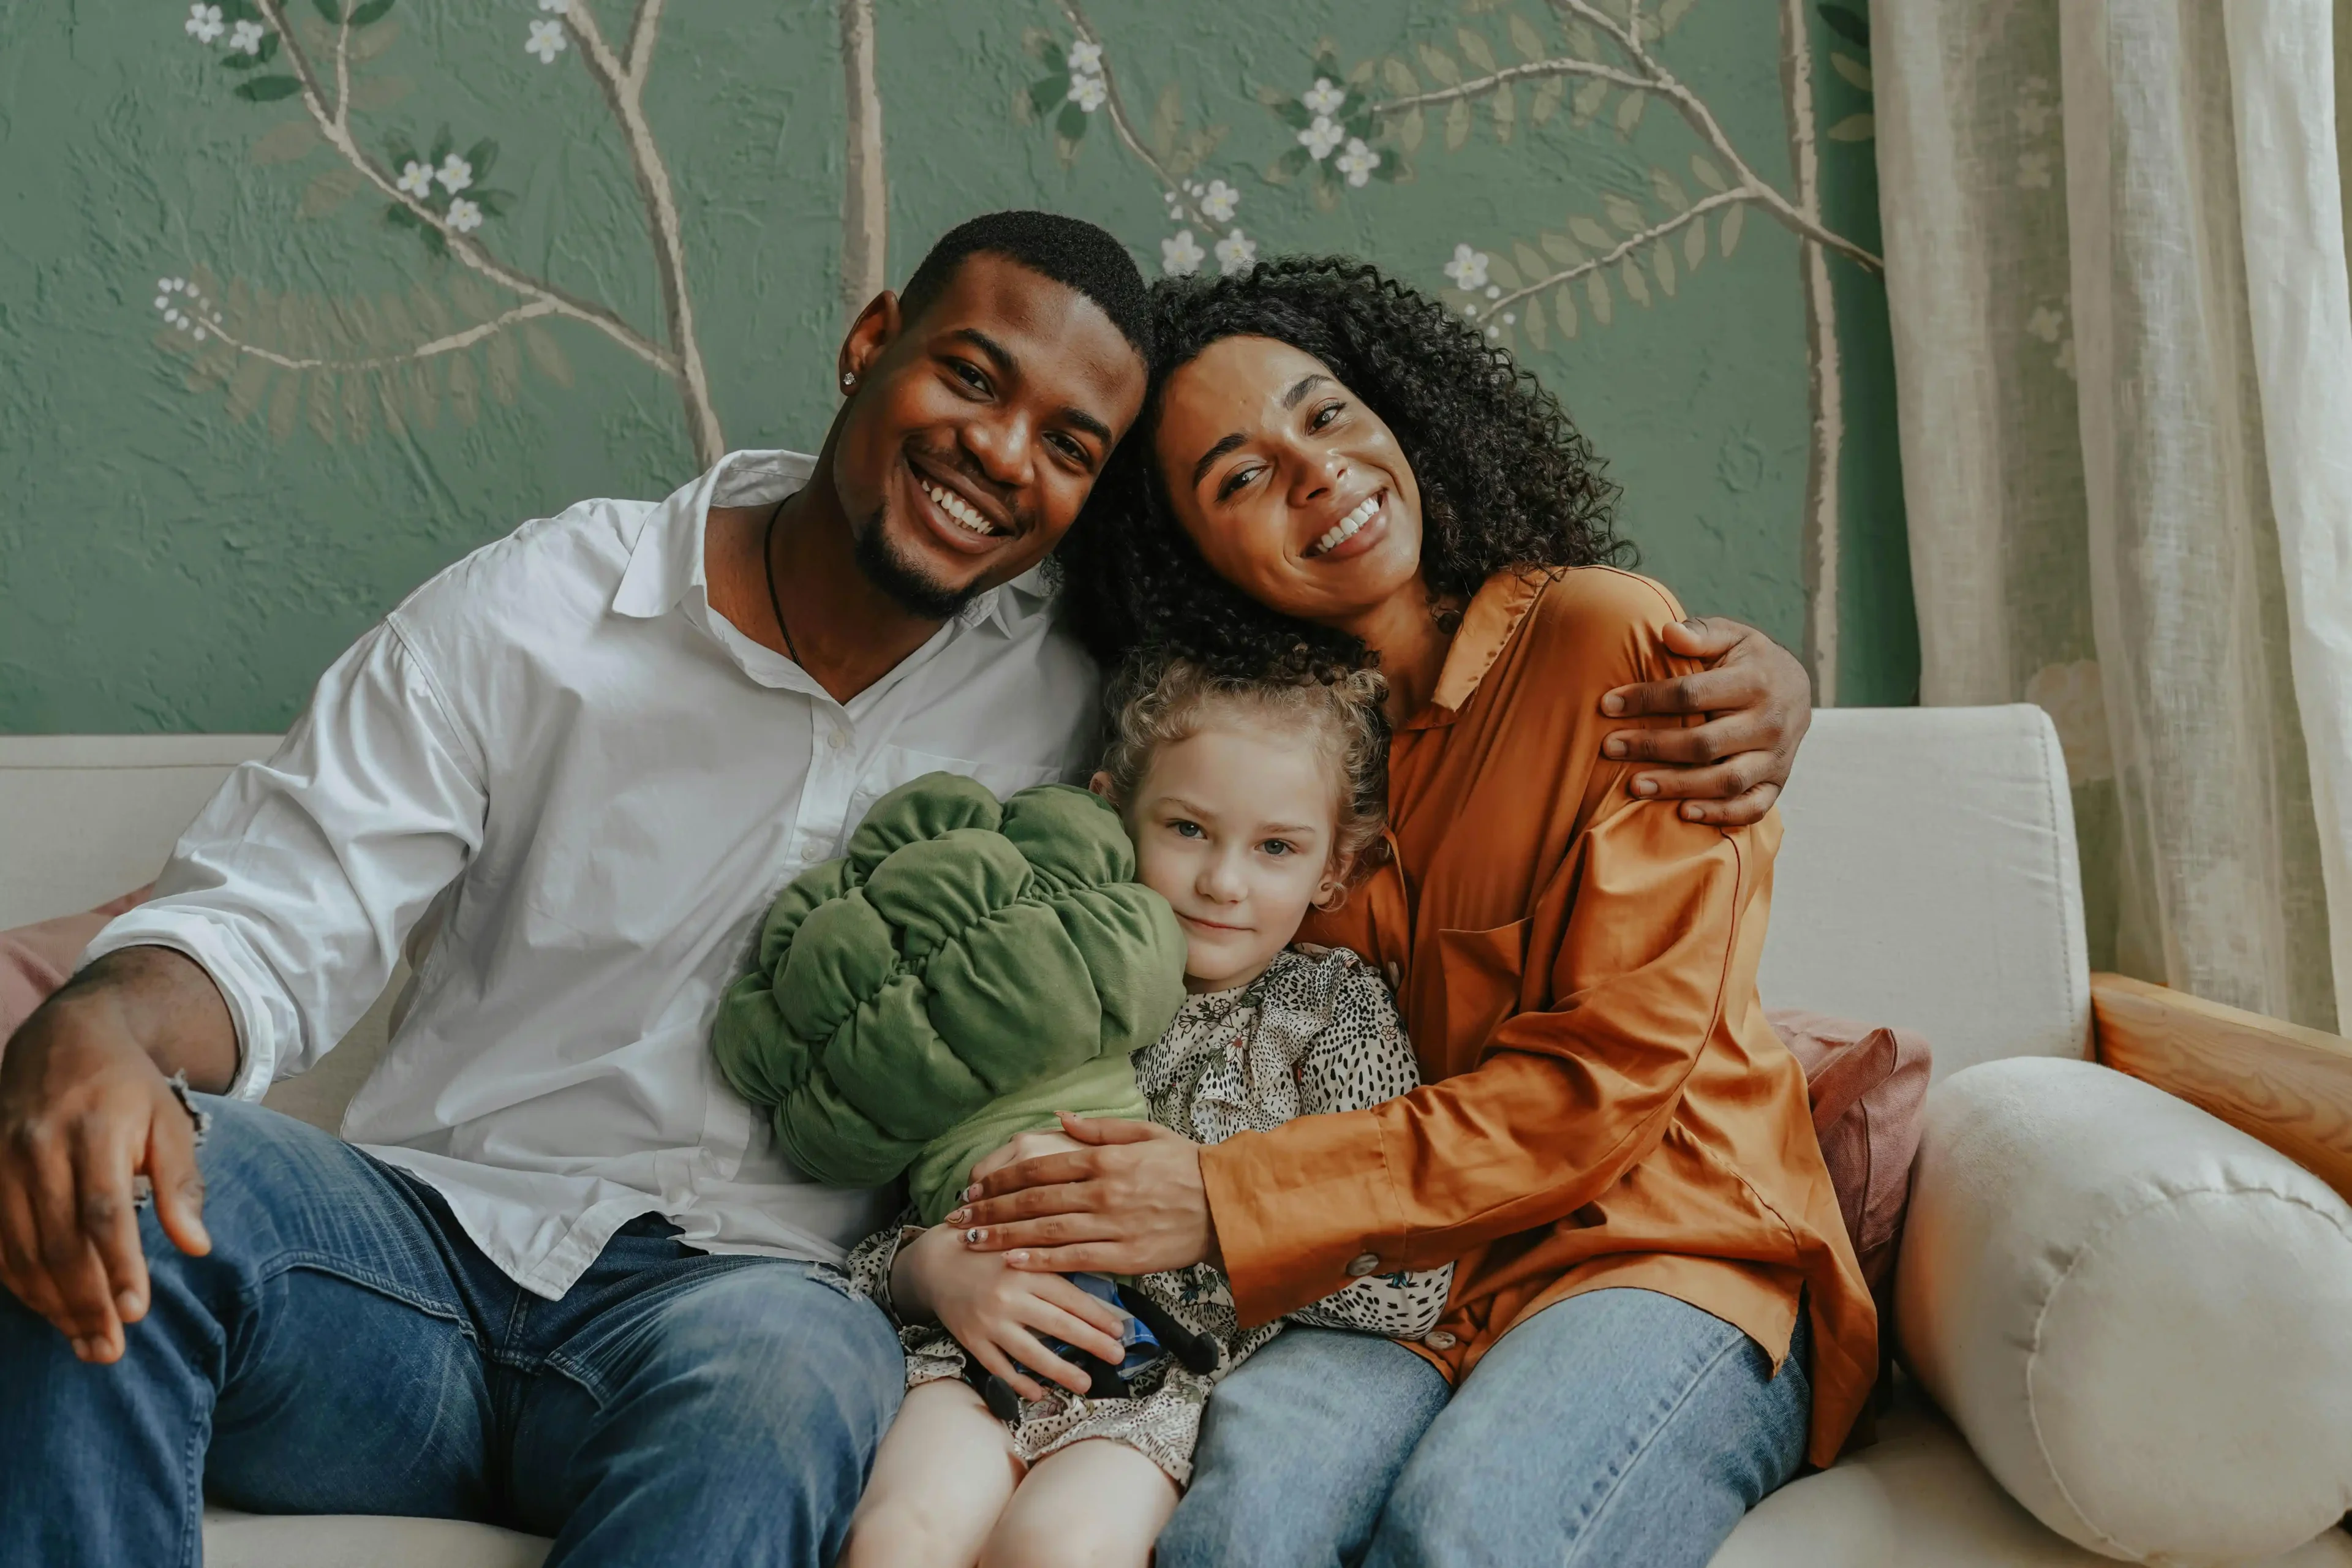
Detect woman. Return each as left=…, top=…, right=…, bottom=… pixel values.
left=948, top=257, right=1875, bottom=1566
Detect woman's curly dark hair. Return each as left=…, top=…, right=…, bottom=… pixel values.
left=1057, top=255, right=1629, bottom=680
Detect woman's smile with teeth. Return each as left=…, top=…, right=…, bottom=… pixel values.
left=920, top=478, right=1003, bottom=537
left=1308, top=492, right=1382, bottom=556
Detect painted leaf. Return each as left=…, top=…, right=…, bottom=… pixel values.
left=342, top=371, right=371, bottom=441
left=1720, top=201, right=1746, bottom=257
left=1512, top=241, right=1546, bottom=282
left=1372, top=152, right=1404, bottom=183
left=1311, top=174, right=1340, bottom=212
left=1275, top=145, right=1313, bottom=176
left=1057, top=101, right=1089, bottom=141
left=1487, top=254, right=1522, bottom=290
left=1509, top=14, right=1547, bottom=62
left=1553, top=284, right=1578, bottom=339
left=1491, top=83, right=1515, bottom=141
left=1029, top=75, right=1067, bottom=116
left=251, top=118, right=322, bottom=164
left=421, top=224, right=448, bottom=258
left=486, top=329, right=521, bottom=405
left=1650, top=168, right=1690, bottom=210
left=1586, top=270, right=1612, bottom=326
left=1456, top=28, right=1496, bottom=73
left=223, top=49, right=266, bottom=71
left=269, top=369, right=301, bottom=441
left=1275, top=99, right=1313, bottom=129
left=1817, top=3, right=1870, bottom=47
left=1566, top=21, right=1598, bottom=56
left=350, top=0, right=394, bottom=26
left=300, top=167, right=366, bottom=219
left=383, top=202, right=419, bottom=231
left=1690, top=153, right=1728, bottom=192
left=1444, top=97, right=1471, bottom=150
left=1660, top=0, right=1697, bottom=29
left=1620, top=258, right=1650, bottom=307
left=1683, top=217, right=1706, bottom=271
left=429, top=126, right=452, bottom=165
left=1539, top=231, right=1581, bottom=264
left=1525, top=296, right=1547, bottom=350
left=1348, top=58, right=1376, bottom=86
left=233, top=75, right=302, bottom=102
left=350, top=17, right=398, bottom=62
left=1827, top=113, right=1875, bottom=141
left=1651, top=240, right=1676, bottom=296
left=312, top=0, right=342, bottom=21
left=1417, top=44, right=1460, bottom=86
left=1400, top=107, right=1426, bottom=152
left=405, top=359, right=439, bottom=429
left=1382, top=56, right=1417, bottom=95
left=307, top=372, right=337, bottom=445
left=1603, top=194, right=1645, bottom=233
left=1615, top=88, right=1645, bottom=137
left=374, top=371, right=404, bottom=437
left=1150, top=84, right=1183, bottom=162
left=1531, top=77, right=1562, bottom=123
left=1569, top=214, right=1613, bottom=251
left=1571, top=77, right=1609, bottom=124
left=464, top=139, right=497, bottom=179
left=1831, top=53, right=1872, bottom=91
left=448, top=351, right=479, bottom=426
left=225, top=355, right=273, bottom=422
left=349, top=75, right=410, bottom=111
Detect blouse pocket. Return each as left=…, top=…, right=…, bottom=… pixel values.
left=1433, top=918, right=1531, bottom=1059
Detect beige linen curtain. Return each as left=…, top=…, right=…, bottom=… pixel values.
left=1871, top=0, right=2352, bottom=1030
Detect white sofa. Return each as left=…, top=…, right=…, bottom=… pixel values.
left=4, top=709, right=2347, bottom=1568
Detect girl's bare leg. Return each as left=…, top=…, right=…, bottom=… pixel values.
left=840, top=1379, right=1024, bottom=1568
left=977, top=1437, right=1180, bottom=1568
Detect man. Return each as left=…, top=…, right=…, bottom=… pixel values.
left=0, top=211, right=1812, bottom=1565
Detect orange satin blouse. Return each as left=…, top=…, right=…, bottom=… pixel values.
left=1197, top=566, right=1876, bottom=1468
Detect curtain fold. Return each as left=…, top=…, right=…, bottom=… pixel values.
left=1873, top=0, right=2350, bottom=1029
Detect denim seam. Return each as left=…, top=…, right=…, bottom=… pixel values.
left=537, top=1254, right=775, bottom=1408
left=178, top=1396, right=209, bottom=1568
left=246, top=1250, right=471, bottom=1330
left=1558, top=1319, right=1750, bottom=1567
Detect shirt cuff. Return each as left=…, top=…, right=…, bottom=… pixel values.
left=81, top=910, right=281, bottom=1101
left=1200, top=1106, right=1409, bottom=1327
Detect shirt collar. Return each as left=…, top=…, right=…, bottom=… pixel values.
left=1409, top=569, right=1548, bottom=729
left=611, top=447, right=1049, bottom=639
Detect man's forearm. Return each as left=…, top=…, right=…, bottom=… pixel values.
left=13, top=947, right=239, bottom=1093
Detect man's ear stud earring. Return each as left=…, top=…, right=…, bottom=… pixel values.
left=841, top=372, right=855, bottom=388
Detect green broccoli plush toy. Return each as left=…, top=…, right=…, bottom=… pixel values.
left=712, top=771, right=1188, bottom=1226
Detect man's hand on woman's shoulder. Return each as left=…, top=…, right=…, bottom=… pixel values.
left=1599, top=616, right=1812, bottom=829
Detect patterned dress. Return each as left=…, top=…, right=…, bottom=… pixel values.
left=845, top=945, right=1455, bottom=1482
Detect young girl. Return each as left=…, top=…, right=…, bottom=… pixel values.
left=838, top=657, right=1453, bottom=1568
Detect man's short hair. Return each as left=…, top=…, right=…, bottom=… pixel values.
left=898, top=210, right=1152, bottom=360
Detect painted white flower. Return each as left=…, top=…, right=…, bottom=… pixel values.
left=2017, top=151, right=2051, bottom=189
left=526, top=19, right=567, bottom=62
left=1067, top=39, right=1103, bottom=76
left=1335, top=138, right=1380, bottom=187
left=228, top=19, right=265, bottom=53
left=184, top=4, right=224, bottom=43
left=1214, top=228, right=1257, bottom=276
left=437, top=154, right=474, bottom=193
left=1443, top=243, right=1490, bottom=290
left=1298, top=115, right=1345, bottom=160
left=1483, top=284, right=1501, bottom=300
left=1199, top=179, right=1238, bottom=222
left=1069, top=72, right=1107, bottom=111
left=1161, top=228, right=1205, bottom=277
left=396, top=160, right=434, bottom=198
left=1302, top=77, right=1346, bottom=116
left=2026, top=305, right=2065, bottom=344
left=447, top=197, right=483, bottom=234
left=2015, top=100, right=2054, bottom=137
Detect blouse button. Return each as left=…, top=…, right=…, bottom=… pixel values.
left=1421, top=1329, right=1458, bottom=1351
left=1345, top=1253, right=1382, bottom=1277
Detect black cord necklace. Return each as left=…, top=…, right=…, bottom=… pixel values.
left=761, top=499, right=802, bottom=668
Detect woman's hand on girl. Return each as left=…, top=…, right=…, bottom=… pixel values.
left=948, top=1113, right=1219, bottom=1276
left=1598, top=616, right=1812, bottom=827
left=888, top=1222, right=1131, bottom=1403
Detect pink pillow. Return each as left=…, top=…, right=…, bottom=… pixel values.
left=0, top=889, right=151, bottom=1045
left=1768, top=1006, right=1932, bottom=1291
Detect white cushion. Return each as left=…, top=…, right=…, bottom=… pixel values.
left=1896, top=1057, right=2352, bottom=1564
left=1760, top=706, right=2092, bottom=1080
left=1713, top=1379, right=2352, bottom=1567
left=202, top=1507, right=548, bottom=1567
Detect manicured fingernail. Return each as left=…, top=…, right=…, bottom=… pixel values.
left=946, top=1208, right=969, bottom=1226
left=1604, top=737, right=1628, bottom=759
left=962, top=1185, right=978, bottom=1202
left=1682, top=803, right=1705, bottom=820
left=1632, top=777, right=1658, bottom=796
left=1601, top=693, right=1626, bottom=716
left=1007, top=1250, right=1030, bottom=1265
left=70, top=1338, right=92, bottom=1360
left=116, top=1292, right=140, bottom=1319
left=963, top=1228, right=984, bottom=1245
left=1683, top=617, right=1706, bottom=632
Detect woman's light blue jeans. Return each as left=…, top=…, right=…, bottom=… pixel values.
left=1159, top=1286, right=1812, bottom=1567
left=0, top=1095, right=905, bottom=1567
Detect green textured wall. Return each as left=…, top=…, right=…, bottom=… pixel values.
left=0, top=0, right=1914, bottom=733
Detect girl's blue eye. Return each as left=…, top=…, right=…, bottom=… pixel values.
left=1172, top=820, right=1204, bottom=839
left=1261, top=839, right=1294, bottom=856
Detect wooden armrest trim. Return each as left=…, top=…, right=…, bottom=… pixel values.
left=2091, top=971, right=2352, bottom=1204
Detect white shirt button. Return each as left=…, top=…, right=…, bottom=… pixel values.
left=1345, top=1252, right=1382, bottom=1278
left=827, top=729, right=848, bottom=750
left=1421, top=1329, right=1457, bottom=1351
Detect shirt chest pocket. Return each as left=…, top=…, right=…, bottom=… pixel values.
left=826, top=745, right=1067, bottom=859
left=1430, top=918, right=1533, bottom=1065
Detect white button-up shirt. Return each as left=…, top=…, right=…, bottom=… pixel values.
left=89, top=451, right=1100, bottom=1298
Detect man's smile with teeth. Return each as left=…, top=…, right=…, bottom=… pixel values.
left=1307, top=492, right=1382, bottom=556
left=920, top=477, right=1005, bottom=537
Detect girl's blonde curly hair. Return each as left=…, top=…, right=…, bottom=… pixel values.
left=1095, top=652, right=1392, bottom=884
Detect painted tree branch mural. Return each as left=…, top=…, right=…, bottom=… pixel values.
left=156, top=0, right=723, bottom=463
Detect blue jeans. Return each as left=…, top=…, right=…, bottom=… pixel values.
left=1160, top=1287, right=1811, bottom=1567
left=0, top=1096, right=905, bottom=1568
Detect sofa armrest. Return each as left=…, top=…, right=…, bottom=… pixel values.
left=2090, top=970, right=2352, bottom=1205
